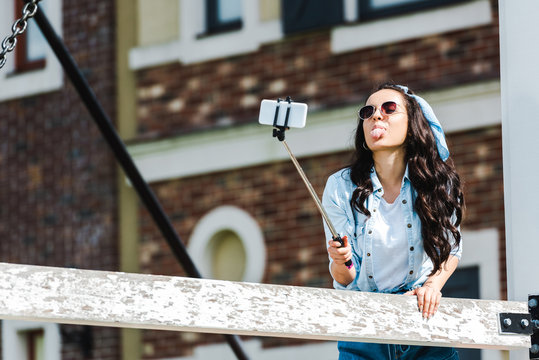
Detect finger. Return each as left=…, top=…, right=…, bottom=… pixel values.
left=327, top=246, right=340, bottom=259
left=328, top=240, right=342, bottom=248
left=403, top=289, right=416, bottom=296
left=340, top=250, right=353, bottom=263
left=416, top=290, right=424, bottom=314
left=431, top=293, right=442, bottom=318
left=332, top=246, right=350, bottom=256
left=425, top=291, right=437, bottom=319
left=421, top=292, right=431, bottom=319
left=331, top=236, right=349, bottom=249
left=342, top=235, right=348, bottom=248
left=327, top=247, right=352, bottom=263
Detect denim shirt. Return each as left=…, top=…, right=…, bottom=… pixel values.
left=322, top=167, right=462, bottom=294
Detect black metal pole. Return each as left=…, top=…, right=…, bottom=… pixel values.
left=29, top=3, right=249, bottom=359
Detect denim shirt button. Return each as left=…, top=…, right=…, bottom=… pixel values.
left=367, top=253, right=371, bottom=257
left=407, top=223, right=412, bottom=228
left=402, top=199, right=407, bottom=204
left=369, top=275, right=373, bottom=279
left=368, top=230, right=372, bottom=234
left=410, top=246, right=414, bottom=251
left=409, top=270, right=414, bottom=275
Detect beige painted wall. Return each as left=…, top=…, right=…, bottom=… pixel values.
left=137, top=0, right=179, bottom=46
left=260, top=0, right=280, bottom=21
left=117, top=0, right=141, bottom=359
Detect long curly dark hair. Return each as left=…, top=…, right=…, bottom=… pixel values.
left=349, top=83, right=464, bottom=275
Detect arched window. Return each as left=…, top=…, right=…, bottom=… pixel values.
left=188, top=206, right=266, bottom=283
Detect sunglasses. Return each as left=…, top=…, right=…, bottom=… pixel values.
left=358, top=101, right=398, bottom=120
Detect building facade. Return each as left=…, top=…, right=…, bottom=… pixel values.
left=126, top=0, right=505, bottom=359
left=0, top=0, right=507, bottom=359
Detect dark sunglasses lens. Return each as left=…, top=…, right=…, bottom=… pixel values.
left=359, top=105, right=374, bottom=120
left=381, top=101, right=397, bottom=114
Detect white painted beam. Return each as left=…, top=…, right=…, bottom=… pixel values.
left=0, top=262, right=530, bottom=350
left=499, top=0, right=539, bottom=301
left=499, top=0, right=539, bottom=358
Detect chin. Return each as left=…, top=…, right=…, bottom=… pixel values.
left=369, top=141, right=405, bottom=152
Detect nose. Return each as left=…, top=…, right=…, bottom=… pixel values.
left=372, top=106, right=384, bottom=120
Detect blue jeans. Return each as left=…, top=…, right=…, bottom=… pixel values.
left=338, top=342, right=459, bottom=360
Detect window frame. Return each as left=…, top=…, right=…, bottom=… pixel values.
left=13, top=0, right=46, bottom=73
left=130, top=1, right=283, bottom=68
left=2, top=321, right=60, bottom=360
left=24, top=329, right=45, bottom=360
left=358, top=0, right=471, bottom=21
left=204, top=0, right=243, bottom=36
left=332, top=0, right=492, bottom=54
left=0, top=0, right=63, bottom=102
left=188, top=206, right=266, bottom=283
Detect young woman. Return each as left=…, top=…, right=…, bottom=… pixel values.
left=322, top=83, right=464, bottom=359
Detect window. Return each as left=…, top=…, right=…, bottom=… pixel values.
left=332, top=0, right=491, bottom=54
left=208, top=230, right=247, bottom=281
left=21, top=329, right=45, bottom=360
left=188, top=206, right=266, bottom=283
left=14, top=0, right=48, bottom=72
left=282, top=0, right=344, bottom=35
left=2, top=321, right=60, bottom=360
left=130, top=0, right=283, bottom=67
left=0, top=0, right=62, bottom=101
left=205, top=0, right=243, bottom=34
left=282, top=0, right=467, bottom=35
left=358, top=0, right=469, bottom=20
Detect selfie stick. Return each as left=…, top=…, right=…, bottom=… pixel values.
left=272, top=97, right=352, bottom=268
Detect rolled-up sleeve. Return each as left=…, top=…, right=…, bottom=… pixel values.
left=322, top=173, right=360, bottom=290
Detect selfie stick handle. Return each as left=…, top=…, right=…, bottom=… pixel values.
left=272, top=98, right=352, bottom=268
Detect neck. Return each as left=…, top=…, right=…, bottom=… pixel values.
left=372, top=148, right=406, bottom=189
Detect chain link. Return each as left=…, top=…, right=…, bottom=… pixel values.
left=0, top=0, right=42, bottom=69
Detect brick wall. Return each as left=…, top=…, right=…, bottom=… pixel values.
left=0, top=1, right=120, bottom=359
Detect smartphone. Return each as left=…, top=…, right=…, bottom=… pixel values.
left=258, top=99, right=308, bottom=128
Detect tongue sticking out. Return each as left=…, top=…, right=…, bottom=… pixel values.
left=370, top=128, right=385, bottom=140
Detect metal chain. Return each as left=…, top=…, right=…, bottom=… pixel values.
left=0, top=0, right=42, bottom=69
